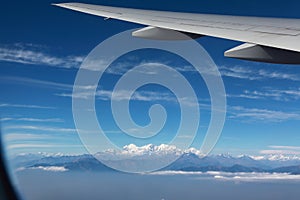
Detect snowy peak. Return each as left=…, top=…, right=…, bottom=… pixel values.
left=121, top=144, right=181, bottom=156
left=13, top=144, right=300, bottom=173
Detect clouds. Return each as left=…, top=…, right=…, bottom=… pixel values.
left=3, top=42, right=297, bottom=83
left=0, top=103, right=56, bottom=109
left=57, top=88, right=202, bottom=108
left=229, top=88, right=300, bottom=102
left=220, top=65, right=258, bottom=80
left=148, top=171, right=204, bottom=175
left=260, top=145, right=300, bottom=157
left=211, top=172, right=300, bottom=182
left=0, top=43, right=84, bottom=68
left=260, top=150, right=300, bottom=155
left=58, top=88, right=176, bottom=101
left=3, top=125, right=80, bottom=152
left=0, top=117, right=63, bottom=123
left=149, top=171, right=300, bottom=181
left=229, top=106, right=300, bottom=122
left=99, top=61, right=300, bottom=82
left=4, top=125, right=77, bottom=133
left=1, top=41, right=300, bottom=158
left=270, top=146, right=300, bottom=151
left=219, top=65, right=300, bottom=81
left=1, top=76, right=74, bottom=91
left=58, top=88, right=300, bottom=122
left=3, top=133, right=51, bottom=141
left=170, top=64, right=300, bottom=81
left=29, top=166, right=68, bottom=172
left=6, top=144, right=57, bottom=150
left=6, top=143, right=83, bottom=150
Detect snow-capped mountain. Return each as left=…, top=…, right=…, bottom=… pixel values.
left=95, top=144, right=183, bottom=161
left=13, top=144, right=300, bottom=174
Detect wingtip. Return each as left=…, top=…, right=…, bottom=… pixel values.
left=52, top=3, right=60, bottom=7
left=51, top=3, right=67, bottom=7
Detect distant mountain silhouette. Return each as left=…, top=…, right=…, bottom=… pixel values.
left=17, top=152, right=300, bottom=174
left=31, top=155, right=117, bottom=172
left=271, top=165, right=300, bottom=175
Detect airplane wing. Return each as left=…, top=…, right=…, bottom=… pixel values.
left=53, top=3, right=300, bottom=64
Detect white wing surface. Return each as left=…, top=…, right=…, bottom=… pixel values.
left=54, top=3, right=300, bottom=64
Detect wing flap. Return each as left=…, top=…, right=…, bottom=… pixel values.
left=225, top=43, right=300, bottom=64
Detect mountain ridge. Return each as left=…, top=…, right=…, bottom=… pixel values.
left=16, top=151, right=300, bottom=174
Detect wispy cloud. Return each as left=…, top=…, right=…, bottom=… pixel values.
left=260, top=145, right=300, bottom=156
left=0, top=117, right=63, bottom=123
left=260, top=150, right=300, bottom=155
left=3, top=125, right=101, bottom=135
left=0, top=103, right=56, bottom=109
left=1, top=76, right=73, bottom=90
left=257, top=69, right=300, bottom=81
left=219, top=65, right=300, bottom=81
left=57, top=89, right=200, bottom=107
left=229, top=106, right=300, bottom=122
left=220, top=65, right=258, bottom=80
left=269, top=146, right=300, bottom=151
left=0, top=43, right=84, bottom=68
left=104, top=61, right=300, bottom=82
left=6, top=144, right=56, bottom=149
left=4, top=125, right=77, bottom=133
left=102, top=61, right=300, bottom=82
left=0, top=76, right=97, bottom=92
left=3, top=133, right=51, bottom=141
left=229, top=88, right=300, bottom=102
left=59, top=88, right=300, bottom=123
left=97, top=90, right=176, bottom=102
left=6, top=143, right=83, bottom=150
left=88, top=60, right=170, bottom=74
left=2, top=43, right=299, bottom=82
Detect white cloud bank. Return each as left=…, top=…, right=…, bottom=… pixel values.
left=30, top=166, right=68, bottom=172
left=149, top=171, right=300, bottom=181
left=213, top=172, right=300, bottom=182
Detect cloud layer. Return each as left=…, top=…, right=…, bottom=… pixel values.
left=149, top=171, right=300, bottom=181
left=30, top=166, right=69, bottom=172
left=0, top=44, right=84, bottom=68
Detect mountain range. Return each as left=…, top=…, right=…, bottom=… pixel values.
left=12, top=144, right=300, bottom=174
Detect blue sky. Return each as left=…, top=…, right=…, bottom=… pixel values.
left=1, top=0, right=300, bottom=157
